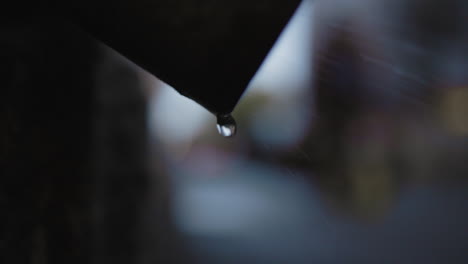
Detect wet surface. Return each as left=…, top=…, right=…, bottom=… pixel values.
left=216, top=114, right=237, bottom=138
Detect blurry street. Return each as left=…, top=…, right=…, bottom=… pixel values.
left=3, top=0, right=468, bottom=263
left=147, top=1, right=468, bottom=263
left=172, top=158, right=468, bottom=264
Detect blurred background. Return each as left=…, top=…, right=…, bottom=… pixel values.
left=146, top=0, right=468, bottom=263
left=1, top=0, right=468, bottom=263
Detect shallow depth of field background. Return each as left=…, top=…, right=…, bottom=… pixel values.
left=140, top=0, right=468, bottom=263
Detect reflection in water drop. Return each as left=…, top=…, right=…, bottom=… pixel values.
left=216, top=114, right=237, bottom=138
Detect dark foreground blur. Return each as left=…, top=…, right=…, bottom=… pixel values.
left=1, top=0, right=468, bottom=263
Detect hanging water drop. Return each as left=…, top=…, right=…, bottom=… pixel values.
left=216, top=114, right=237, bottom=138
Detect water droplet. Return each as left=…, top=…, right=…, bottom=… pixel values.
left=216, top=114, right=237, bottom=138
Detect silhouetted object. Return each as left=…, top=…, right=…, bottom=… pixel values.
left=1, top=2, right=301, bottom=264
left=66, top=0, right=301, bottom=115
